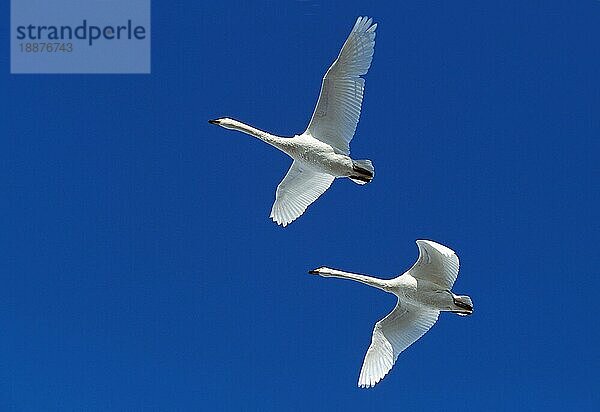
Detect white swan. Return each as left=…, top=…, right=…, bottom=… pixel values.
left=309, top=240, right=473, bottom=388
left=209, top=17, right=377, bottom=226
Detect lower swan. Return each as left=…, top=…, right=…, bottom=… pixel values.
left=309, top=240, right=473, bottom=388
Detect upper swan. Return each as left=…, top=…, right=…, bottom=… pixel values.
left=209, top=17, right=377, bottom=226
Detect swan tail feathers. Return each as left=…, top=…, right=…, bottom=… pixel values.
left=350, top=160, right=374, bottom=185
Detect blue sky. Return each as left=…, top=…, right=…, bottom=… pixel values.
left=2, top=0, right=599, bottom=410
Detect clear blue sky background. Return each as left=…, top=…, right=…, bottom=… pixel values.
left=1, top=0, right=599, bottom=410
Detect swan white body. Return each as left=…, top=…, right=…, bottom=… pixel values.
left=209, top=17, right=377, bottom=226
left=310, top=240, right=474, bottom=388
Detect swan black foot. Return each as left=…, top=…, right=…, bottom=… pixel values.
left=452, top=294, right=473, bottom=315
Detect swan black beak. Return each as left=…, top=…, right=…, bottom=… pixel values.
left=208, top=119, right=219, bottom=125
left=308, top=269, right=320, bottom=275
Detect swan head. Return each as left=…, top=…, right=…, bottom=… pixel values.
left=308, top=266, right=337, bottom=276
left=208, top=117, right=239, bottom=130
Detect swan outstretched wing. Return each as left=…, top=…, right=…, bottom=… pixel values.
left=407, top=240, right=460, bottom=290
left=270, top=161, right=334, bottom=227
left=304, top=16, right=377, bottom=155
left=358, top=303, right=440, bottom=388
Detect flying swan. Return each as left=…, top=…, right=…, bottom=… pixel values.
left=209, top=17, right=377, bottom=226
left=309, top=240, right=473, bottom=388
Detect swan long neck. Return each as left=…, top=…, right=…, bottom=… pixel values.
left=224, top=119, right=290, bottom=152
left=316, top=268, right=390, bottom=292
